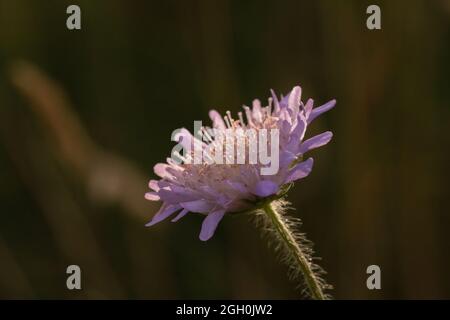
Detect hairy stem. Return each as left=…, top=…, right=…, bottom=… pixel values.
left=263, top=202, right=326, bottom=300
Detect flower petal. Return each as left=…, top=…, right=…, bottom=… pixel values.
left=279, top=150, right=297, bottom=168
left=171, top=208, right=189, bottom=222
left=253, top=180, right=279, bottom=197
left=270, top=89, right=281, bottom=113
left=145, top=204, right=181, bottom=227
left=286, top=158, right=314, bottom=183
left=153, top=163, right=173, bottom=179
left=154, top=163, right=182, bottom=180
left=286, top=117, right=306, bottom=151
left=144, top=192, right=160, bottom=201
left=304, top=98, right=314, bottom=116
left=279, top=94, right=289, bottom=109
left=252, top=99, right=263, bottom=123
left=158, top=188, right=199, bottom=204
left=299, top=131, right=333, bottom=154
left=209, top=110, right=226, bottom=129
left=308, top=99, right=336, bottom=124
left=148, top=180, right=160, bottom=192
left=199, top=209, right=226, bottom=241
left=288, top=86, right=301, bottom=111
left=180, top=199, right=215, bottom=213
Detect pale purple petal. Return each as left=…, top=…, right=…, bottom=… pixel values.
left=253, top=180, right=279, bottom=197
left=279, top=150, right=297, bottom=168
left=180, top=199, right=215, bottom=213
left=286, top=158, right=314, bottom=183
left=286, top=117, right=306, bottom=150
left=270, top=89, right=281, bottom=113
left=146, top=204, right=181, bottom=226
left=158, top=188, right=199, bottom=204
left=145, top=192, right=160, bottom=201
left=288, top=86, right=301, bottom=111
left=278, top=108, right=291, bottom=123
left=199, top=209, right=226, bottom=241
left=148, top=180, right=160, bottom=191
left=308, top=99, right=336, bottom=123
left=279, top=94, right=289, bottom=109
left=279, top=119, right=292, bottom=136
left=304, top=98, right=314, bottom=116
left=209, top=110, right=226, bottom=129
left=252, top=99, right=263, bottom=123
left=299, top=131, right=333, bottom=155
left=171, top=208, right=189, bottom=222
left=154, top=163, right=174, bottom=179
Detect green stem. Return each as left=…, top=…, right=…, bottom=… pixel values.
left=263, top=202, right=326, bottom=300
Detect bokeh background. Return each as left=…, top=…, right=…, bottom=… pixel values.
left=0, top=0, right=449, bottom=299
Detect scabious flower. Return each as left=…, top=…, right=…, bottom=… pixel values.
left=145, top=86, right=335, bottom=241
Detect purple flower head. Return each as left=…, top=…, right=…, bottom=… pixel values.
left=145, top=86, right=335, bottom=241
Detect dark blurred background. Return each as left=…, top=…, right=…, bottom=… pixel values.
left=0, top=0, right=449, bottom=299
